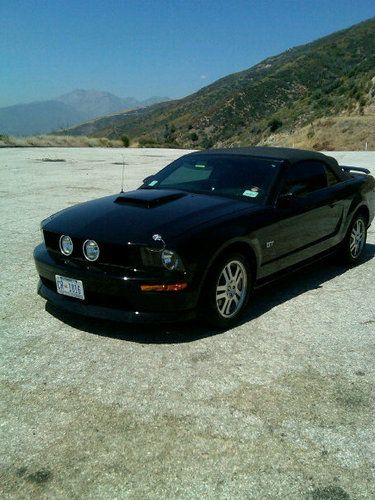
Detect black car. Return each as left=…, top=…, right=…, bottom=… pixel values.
left=34, top=147, right=375, bottom=328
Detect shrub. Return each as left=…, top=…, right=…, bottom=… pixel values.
left=268, top=118, right=283, bottom=132
left=312, top=140, right=334, bottom=151
left=201, top=136, right=215, bottom=149
left=164, top=124, right=176, bottom=143
left=121, top=135, right=130, bottom=147
left=358, top=96, right=366, bottom=107
left=139, top=136, right=157, bottom=147
left=307, top=128, right=315, bottom=139
left=99, top=137, right=110, bottom=147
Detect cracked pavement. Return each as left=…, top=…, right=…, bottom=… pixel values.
left=0, top=148, right=374, bottom=499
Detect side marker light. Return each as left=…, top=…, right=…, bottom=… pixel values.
left=140, top=283, right=188, bottom=292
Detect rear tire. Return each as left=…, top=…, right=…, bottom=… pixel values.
left=339, top=213, right=367, bottom=265
left=200, top=253, right=252, bottom=329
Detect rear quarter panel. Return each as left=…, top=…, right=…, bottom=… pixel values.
left=340, top=174, right=375, bottom=234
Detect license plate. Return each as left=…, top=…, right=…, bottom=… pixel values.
left=55, top=275, right=85, bottom=300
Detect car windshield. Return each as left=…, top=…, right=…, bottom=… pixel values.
left=142, top=154, right=282, bottom=203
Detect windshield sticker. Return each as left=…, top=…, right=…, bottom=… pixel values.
left=149, top=180, right=158, bottom=186
left=195, top=164, right=206, bottom=169
left=243, top=190, right=259, bottom=198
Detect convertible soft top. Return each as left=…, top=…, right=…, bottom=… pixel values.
left=190, top=146, right=339, bottom=170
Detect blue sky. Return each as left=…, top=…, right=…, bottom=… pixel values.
left=0, top=0, right=374, bottom=107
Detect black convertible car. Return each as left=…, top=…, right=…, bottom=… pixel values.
left=34, top=147, right=375, bottom=328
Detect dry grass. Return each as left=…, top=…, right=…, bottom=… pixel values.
left=1, top=115, right=374, bottom=151
left=0, top=134, right=123, bottom=148
left=260, top=115, right=375, bottom=151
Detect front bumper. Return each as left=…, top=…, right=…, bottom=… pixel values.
left=34, top=244, right=197, bottom=323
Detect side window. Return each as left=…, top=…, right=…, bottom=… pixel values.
left=282, top=161, right=328, bottom=197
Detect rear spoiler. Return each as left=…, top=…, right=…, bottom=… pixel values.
left=341, top=165, right=370, bottom=175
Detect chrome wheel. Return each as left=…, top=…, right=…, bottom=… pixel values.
left=350, top=218, right=366, bottom=259
left=215, top=260, right=248, bottom=318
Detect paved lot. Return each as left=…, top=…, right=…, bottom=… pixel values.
left=0, top=148, right=374, bottom=499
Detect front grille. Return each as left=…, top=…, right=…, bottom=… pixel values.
left=43, top=230, right=60, bottom=251
left=43, top=230, right=141, bottom=268
left=40, top=277, right=133, bottom=310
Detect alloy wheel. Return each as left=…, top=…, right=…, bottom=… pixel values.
left=215, top=260, right=248, bottom=318
left=350, top=218, right=366, bottom=259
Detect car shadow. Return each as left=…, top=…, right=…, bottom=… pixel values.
left=239, top=243, right=374, bottom=327
left=45, top=243, right=374, bottom=344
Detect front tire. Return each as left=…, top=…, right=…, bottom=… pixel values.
left=340, top=213, right=367, bottom=264
left=200, top=253, right=252, bottom=328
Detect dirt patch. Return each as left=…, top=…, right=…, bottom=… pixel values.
left=39, top=158, right=66, bottom=163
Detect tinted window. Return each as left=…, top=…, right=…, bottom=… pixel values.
left=281, top=161, right=328, bottom=197
left=142, top=154, right=282, bottom=204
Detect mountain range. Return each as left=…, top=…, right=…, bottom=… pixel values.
left=61, top=17, right=375, bottom=150
left=0, top=91, right=170, bottom=136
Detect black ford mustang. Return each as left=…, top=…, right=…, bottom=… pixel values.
left=34, top=147, right=375, bottom=328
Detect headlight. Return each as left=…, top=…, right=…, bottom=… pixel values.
left=59, top=235, right=73, bottom=256
left=161, top=249, right=181, bottom=270
left=83, top=239, right=100, bottom=261
left=140, top=247, right=184, bottom=271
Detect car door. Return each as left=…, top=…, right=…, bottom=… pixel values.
left=271, top=160, right=344, bottom=270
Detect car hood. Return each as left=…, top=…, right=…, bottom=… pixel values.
left=43, top=189, right=261, bottom=247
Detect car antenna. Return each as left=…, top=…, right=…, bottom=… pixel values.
left=120, top=156, right=125, bottom=193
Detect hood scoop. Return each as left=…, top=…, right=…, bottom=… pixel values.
left=114, top=189, right=187, bottom=208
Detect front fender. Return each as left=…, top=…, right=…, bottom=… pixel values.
left=179, top=225, right=261, bottom=295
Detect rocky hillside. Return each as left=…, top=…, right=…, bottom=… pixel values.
left=62, top=18, right=375, bottom=150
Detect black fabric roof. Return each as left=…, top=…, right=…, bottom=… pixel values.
left=189, top=147, right=339, bottom=169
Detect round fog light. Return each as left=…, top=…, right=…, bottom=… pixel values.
left=83, top=239, right=100, bottom=261
left=59, top=235, right=73, bottom=256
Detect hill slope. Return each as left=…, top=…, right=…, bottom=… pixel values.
left=56, top=90, right=138, bottom=118
left=0, top=100, right=88, bottom=136
left=0, top=90, right=170, bottom=136
left=63, top=18, right=375, bottom=149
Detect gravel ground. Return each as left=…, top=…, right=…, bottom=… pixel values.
left=0, top=148, right=374, bottom=499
